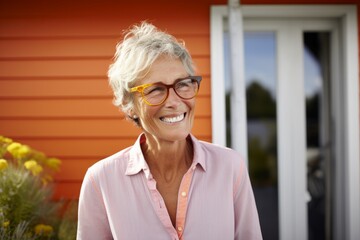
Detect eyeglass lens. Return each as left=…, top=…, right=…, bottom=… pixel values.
left=143, top=78, right=199, bottom=105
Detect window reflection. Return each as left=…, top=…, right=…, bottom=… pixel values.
left=245, top=32, right=278, bottom=240
left=225, top=30, right=279, bottom=240
left=304, top=32, right=331, bottom=240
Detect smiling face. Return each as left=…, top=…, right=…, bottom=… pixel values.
left=131, top=56, right=196, bottom=143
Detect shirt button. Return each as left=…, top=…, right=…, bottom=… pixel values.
left=177, top=226, right=183, bottom=232
left=181, top=191, right=187, bottom=197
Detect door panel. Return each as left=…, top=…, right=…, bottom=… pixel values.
left=241, top=20, right=336, bottom=240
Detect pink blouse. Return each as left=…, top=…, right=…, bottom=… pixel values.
left=77, top=134, right=262, bottom=240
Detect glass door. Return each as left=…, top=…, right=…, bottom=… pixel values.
left=224, top=19, right=337, bottom=240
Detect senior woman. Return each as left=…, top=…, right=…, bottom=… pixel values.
left=77, top=22, right=262, bottom=240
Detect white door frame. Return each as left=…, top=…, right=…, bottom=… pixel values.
left=210, top=5, right=359, bottom=240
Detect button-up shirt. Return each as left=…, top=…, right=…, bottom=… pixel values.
left=77, top=134, right=262, bottom=240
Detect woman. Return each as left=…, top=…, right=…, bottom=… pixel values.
left=77, top=22, right=262, bottom=240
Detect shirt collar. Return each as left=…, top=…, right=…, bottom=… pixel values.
left=125, top=133, right=149, bottom=177
left=125, top=133, right=207, bottom=177
left=189, top=134, right=206, bottom=172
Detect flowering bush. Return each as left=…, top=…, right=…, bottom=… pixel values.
left=0, top=136, right=77, bottom=240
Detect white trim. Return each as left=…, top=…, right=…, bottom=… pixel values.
left=330, top=19, right=344, bottom=240
left=210, top=6, right=227, bottom=147
left=228, top=3, right=248, bottom=163
left=341, top=7, right=360, bottom=240
left=277, top=21, right=307, bottom=240
left=241, top=5, right=357, bottom=18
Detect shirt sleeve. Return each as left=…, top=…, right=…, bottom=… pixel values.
left=233, top=159, right=263, bottom=240
left=77, top=168, right=112, bottom=240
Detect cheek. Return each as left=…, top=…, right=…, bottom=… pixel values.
left=132, top=98, right=146, bottom=115
left=138, top=103, right=160, bottom=123
left=186, top=99, right=196, bottom=112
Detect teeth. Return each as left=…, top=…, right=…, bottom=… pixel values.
left=160, top=114, right=185, bottom=123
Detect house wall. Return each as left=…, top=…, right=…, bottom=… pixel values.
left=0, top=0, right=358, bottom=199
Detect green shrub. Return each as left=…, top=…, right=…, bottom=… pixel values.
left=0, top=136, right=77, bottom=240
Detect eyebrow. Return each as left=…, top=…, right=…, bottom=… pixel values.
left=149, top=75, right=192, bottom=85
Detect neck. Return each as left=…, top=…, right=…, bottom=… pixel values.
left=141, top=134, right=193, bottom=182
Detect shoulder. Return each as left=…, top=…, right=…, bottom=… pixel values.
left=197, top=140, right=243, bottom=165
left=193, top=139, right=249, bottom=192
left=199, top=140, right=239, bottom=156
left=193, top=138, right=246, bottom=175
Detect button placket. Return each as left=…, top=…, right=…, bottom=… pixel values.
left=144, top=173, right=175, bottom=236
left=176, top=165, right=196, bottom=239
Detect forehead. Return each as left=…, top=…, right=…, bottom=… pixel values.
left=139, top=56, right=188, bottom=85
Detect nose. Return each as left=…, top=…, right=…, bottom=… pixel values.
left=163, top=88, right=181, bottom=107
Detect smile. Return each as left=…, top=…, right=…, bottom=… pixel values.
left=160, top=113, right=185, bottom=123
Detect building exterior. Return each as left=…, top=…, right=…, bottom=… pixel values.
left=0, top=0, right=359, bottom=239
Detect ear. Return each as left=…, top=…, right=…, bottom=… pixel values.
left=126, top=109, right=139, bottom=120
left=125, top=109, right=141, bottom=127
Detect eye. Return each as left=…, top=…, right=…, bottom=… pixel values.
left=143, top=84, right=166, bottom=96
left=176, top=79, right=193, bottom=88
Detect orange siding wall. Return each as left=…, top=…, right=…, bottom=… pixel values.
left=0, top=0, right=218, bottom=199
left=0, top=0, right=358, bottom=200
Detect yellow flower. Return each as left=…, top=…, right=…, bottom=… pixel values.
left=41, top=174, right=53, bottom=185
left=45, top=158, right=61, bottom=171
left=34, top=224, right=53, bottom=236
left=6, top=142, right=21, bottom=153
left=17, top=145, right=31, bottom=158
left=2, top=221, right=10, bottom=228
left=0, top=159, right=8, bottom=171
left=0, top=136, right=12, bottom=144
left=24, top=160, right=43, bottom=176
left=32, top=150, right=46, bottom=164
left=7, top=142, right=31, bottom=159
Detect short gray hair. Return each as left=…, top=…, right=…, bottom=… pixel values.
left=108, top=22, right=195, bottom=117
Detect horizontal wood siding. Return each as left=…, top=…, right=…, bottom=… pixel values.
left=0, top=0, right=218, bottom=199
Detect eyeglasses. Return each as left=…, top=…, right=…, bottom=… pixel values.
left=130, top=76, right=202, bottom=106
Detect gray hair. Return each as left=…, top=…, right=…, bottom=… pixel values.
left=108, top=22, right=195, bottom=119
